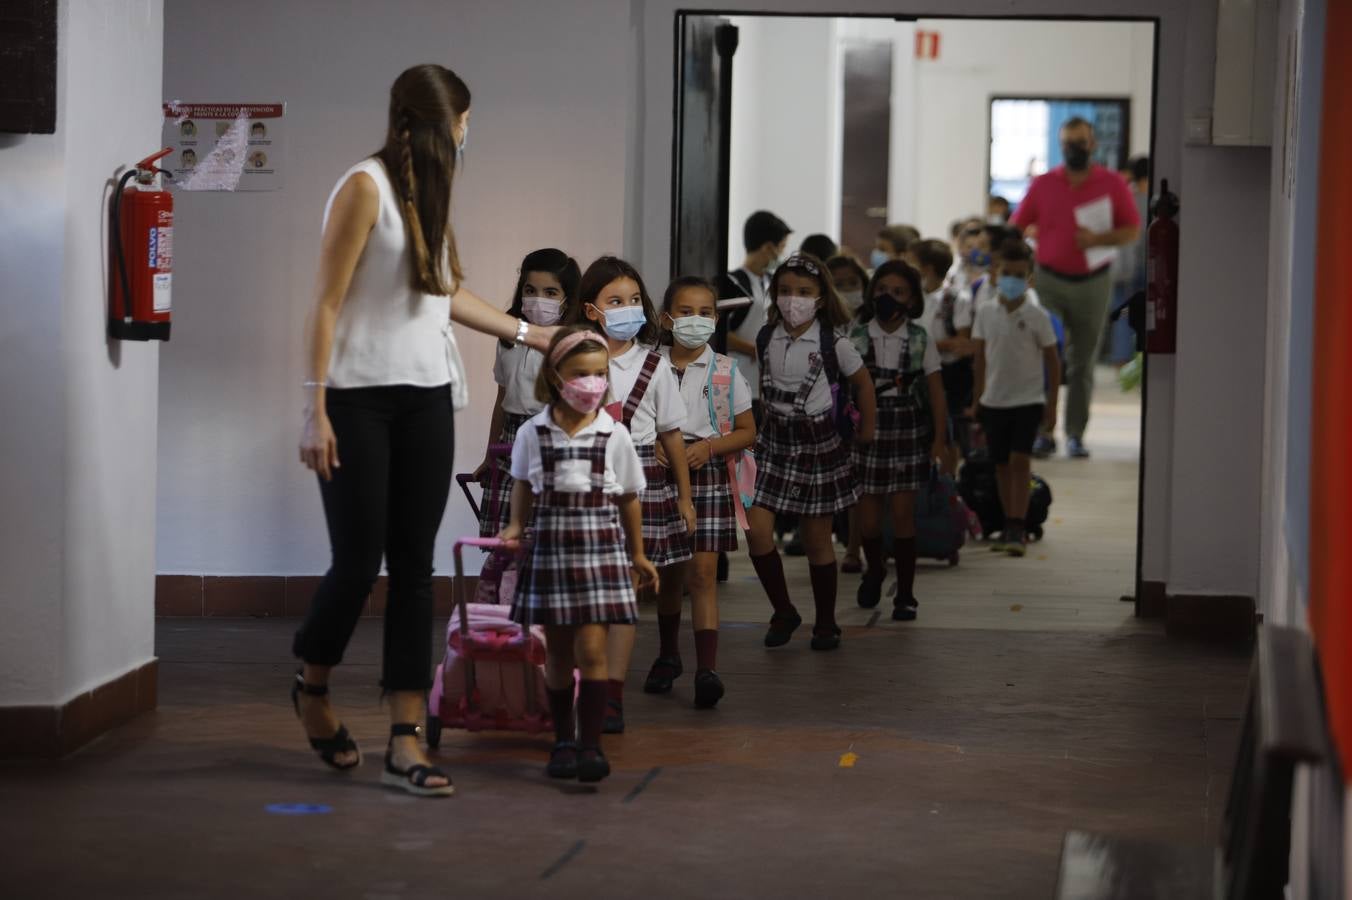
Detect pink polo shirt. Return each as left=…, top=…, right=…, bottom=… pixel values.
left=1011, top=165, right=1140, bottom=276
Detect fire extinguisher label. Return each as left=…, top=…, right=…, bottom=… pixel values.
left=149, top=226, right=173, bottom=271
left=153, top=274, right=172, bottom=313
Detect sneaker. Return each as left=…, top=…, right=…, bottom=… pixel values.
left=642, top=656, right=683, bottom=695
left=693, top=669, right=725, bottom=709
left=764, top=611, right=803, bottom=648
left=856, top=577, right=884, bottom=609
left=810, top=626, right=842, bottom=651
left=892, top=597, right=919, bottom=622
left=1005, top=538, right=1028, bottom=558
left=602, top=700, right=625, bottom=735
left=1032, top=434, right=1057, bottom=459
left=576, top=746, right=611, bottom=783
left=1067, top=436, right=1091, bottom=459
left=546, top=741, right=579, bottom=779
left=989, top=534, right=1010, bottom=553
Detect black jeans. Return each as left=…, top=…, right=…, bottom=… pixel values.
left=292, top=384, right=455, bottom=691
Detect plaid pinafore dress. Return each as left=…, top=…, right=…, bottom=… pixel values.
left=478, top=411, right=531, bottom=537
left=752, top=338, right=858, bottom=517
left=510, top=425, right=639, bottom=627
left=609, top=351, right=692, bottom=569
left=852, top=324, right=928, bottom=495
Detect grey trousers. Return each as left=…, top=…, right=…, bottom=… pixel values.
left=1035, top=267, right=1113, bottom=441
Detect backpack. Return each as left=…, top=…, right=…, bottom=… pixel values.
left=958, top=452, right=1053, bottom=540
left=705, top=353, right=757, bottom=529
left=755, top=320, right=860, bottom=442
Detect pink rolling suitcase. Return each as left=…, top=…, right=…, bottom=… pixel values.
left=425, top=537, right=552, bottom=748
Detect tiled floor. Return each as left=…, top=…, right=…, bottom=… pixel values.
left=0, top=369, right=1252, bottom=899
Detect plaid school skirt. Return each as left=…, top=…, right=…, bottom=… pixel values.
left=852, top=397, right=927, bottom=495
left=636, top=443, right=694, bottom=568
left=511, top=504, right=639, bottom=627
left=687, top=440, right=739, bottom=553
left=477, top=412, right=529, bottom=538
left=753, top=410, right=859, bottom=517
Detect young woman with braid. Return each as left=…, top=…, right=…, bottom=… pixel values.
left=292, top=64, right=556, bottom=797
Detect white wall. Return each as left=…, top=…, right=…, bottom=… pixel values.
left=0, top=0, right=162, bottom=706
left=726, top=16, right=841, bottom=269
left=158, top=0, right=635, bottom=577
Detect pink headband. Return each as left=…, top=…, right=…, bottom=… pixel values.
left=549, top=330, right=608, bottom=365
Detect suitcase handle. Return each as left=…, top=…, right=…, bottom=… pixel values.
left=455, top=444, right=514, bottom=521
left=451, top=537, right=515, bottom=707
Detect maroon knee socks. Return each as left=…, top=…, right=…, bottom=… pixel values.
left=894, top=536, right=917, bottom=603
left=694, top=629, right=718, bottom=671
left=578, top=680, right=607, bottom=748
left=658, top=612, right=681, bottom=660
left=750, top=550, right=798, bottom=618
left=808, top=561, right=838, bottom=634
left=547, top=687, right=575, bottom=744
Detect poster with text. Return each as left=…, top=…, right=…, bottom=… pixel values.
left=162, top=102, right=285, bottom=191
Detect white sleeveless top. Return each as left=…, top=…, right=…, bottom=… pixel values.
left=323, top=158, right=468, bottom=408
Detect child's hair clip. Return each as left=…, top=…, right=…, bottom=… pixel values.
left=780, top=255, right=822, bottom=276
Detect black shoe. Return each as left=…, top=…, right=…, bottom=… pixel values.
left=764, top=611, right=803, bottom=648
left=892, top=597, right=919, bottom=622
left=576, top=746, right=611, bottom=783
left=602, top=700, right=625, bottom=735
left=693, top=669, right=725, bottom=709
left=380, top=723, right=454, bottom=797
left=716, top=552, right=729, bottom=583
left=643, top=656, right=683, bottom=694
left=291, top=671, right=362, bottom=771
left=546, top=741, right=579, bottom=779
left=856, top=576, right=884, bottom=609
left=810, top=626, right=842, bottom=651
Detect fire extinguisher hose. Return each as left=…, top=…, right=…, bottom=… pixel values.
left=109, top=168, right=139, bottom=326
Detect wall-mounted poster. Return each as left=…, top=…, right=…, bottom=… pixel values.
left=162, top=102, right=284, bottom=191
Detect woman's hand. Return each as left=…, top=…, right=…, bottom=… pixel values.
left=631, top=554, right=660, bottom=593
left=523, top=322, right=558, bottom=353
left=678, top=498, right=697, bottom=535
left=299, top=412, right=340, bottom=482
left=685, top=439, right=712, bottom=471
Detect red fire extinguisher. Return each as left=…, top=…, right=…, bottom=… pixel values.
left=109, top=148, right=174, bottom=341
left=1146, top=179, right=1180, bottom=355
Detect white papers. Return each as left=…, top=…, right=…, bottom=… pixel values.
left=1074, top=195, right=1119, bottom=270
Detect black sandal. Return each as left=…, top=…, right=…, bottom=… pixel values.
left=381, top=723, right=454, bottom=798
left=290, top=672, right=362, bottom=771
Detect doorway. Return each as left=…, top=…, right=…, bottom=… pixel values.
left=672, top=13, right=1157, bottom=627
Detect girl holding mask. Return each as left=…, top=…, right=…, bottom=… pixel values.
left=475, top=249, right=581, bottom=536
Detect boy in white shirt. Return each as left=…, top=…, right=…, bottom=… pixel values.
left=971, top=239, right=1062, bottom=556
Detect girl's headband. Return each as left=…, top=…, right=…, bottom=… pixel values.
left=780, top=255, right=822, bottom=277
left=549, top=330, right=608, bottom=365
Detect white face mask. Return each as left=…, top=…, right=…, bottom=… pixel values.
left=839, top=289, right=865, bottom=313
left=776, top=295, right=819, bottom=329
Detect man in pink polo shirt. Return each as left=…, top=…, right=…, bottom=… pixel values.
left=1010, top=117, right=1140, bottom=458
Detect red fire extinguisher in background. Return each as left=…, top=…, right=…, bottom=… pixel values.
left=1146, top=179, right=1180, bottom=355
left=109, top=148, right=174, bottom=341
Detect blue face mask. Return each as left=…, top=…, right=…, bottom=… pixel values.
left=968, top=249, right=992, bottom=268
left=869, top=248, right=890, bottom=269
left=997, top=275, right=1028, bottom=301
left=593, top=304, right=647, bottom=341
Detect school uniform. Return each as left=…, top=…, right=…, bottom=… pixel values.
left=606, top=343, right=693, bottom=568
left=852, top=318, right=941, bottom=495
left=753, top=320, right=862, bottom=517
left=923, top=287, right=976, bottom=428
left=660, top=344, right=753, bottom=552
left=479, top=343, right=545, bottom=537
left=508, top=408, right=645, bottom=626
left=972, top=299, right=1059, bottom=464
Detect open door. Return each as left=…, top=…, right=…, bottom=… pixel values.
left=672, top=14, right=736, bottom=282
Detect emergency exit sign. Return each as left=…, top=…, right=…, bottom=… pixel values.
left=915, top=30, right=941, bottom=60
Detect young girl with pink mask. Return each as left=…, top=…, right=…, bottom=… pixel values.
left=474, top=249, right=582, bottom=537
left=499, top=326, right=658, bottom=784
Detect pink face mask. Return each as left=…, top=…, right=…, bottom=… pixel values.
left=558, top=374, right=608, bottom=414
left=777, top=295, right=819, bottom=329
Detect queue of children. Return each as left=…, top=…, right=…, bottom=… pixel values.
left=475, top=225, right=1059, bottom=785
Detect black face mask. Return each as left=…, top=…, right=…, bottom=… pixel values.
left=874, top=294, right=909, bottom=323
left=1063, top=142, right=1091, bottom=171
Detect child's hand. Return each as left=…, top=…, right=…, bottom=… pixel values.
left=497, top=524, right=524, bottom=548
left=632, top=555, right=660, bottom=593
left=472, top=458, right=491, bottom=484
left=931, top=439, right=947, bottom=465
left=679, top=498, right=696, bottom=535
left=1042, top=408, right=1057, bottom=433
left=654, top=441, right=670, bottom=468
left=685, top=439, right=712, bottom=470
left=855, top=424, right=876, bottom=446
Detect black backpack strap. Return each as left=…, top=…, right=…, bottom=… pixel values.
left=818, top=321, right=842, bottom=385
left=754, top=323, right=774, bottom=393
left=725, top=270, right=756, bottom=332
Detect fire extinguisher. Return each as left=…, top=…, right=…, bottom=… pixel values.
left=109, top=148, right=174, bottom=341
left=1146, top=179, right=1180, bottom=355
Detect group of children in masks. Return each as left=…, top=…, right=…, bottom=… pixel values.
left=475, top=236, right=1057, bottom=785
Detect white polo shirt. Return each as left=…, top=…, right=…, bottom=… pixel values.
left=493, top=343, right=546, bottom=416
left=607, top=342, right=686, bottom=444
left=921, top=289, right=974, bottom=366
left=971, top=300, right=1059, bottom=409
left=509, top=408, right=646, bottom=496
left=659, top=345, right=753, bottom=440
left=726, top=268, right=769, bottom=398
left=761, top=320, right=864, bottom=417
left=866, top=319, right=941, bottom=375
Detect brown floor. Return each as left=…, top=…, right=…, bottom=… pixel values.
left=0, top=373, right=1253, bottom=899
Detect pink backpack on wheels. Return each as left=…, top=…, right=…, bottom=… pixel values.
left=425, top=537, right=553, bottom=748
